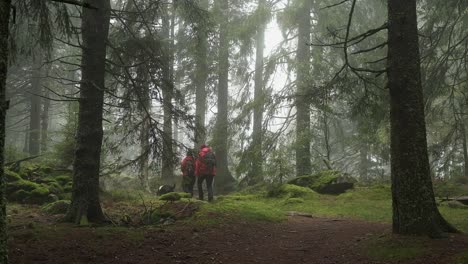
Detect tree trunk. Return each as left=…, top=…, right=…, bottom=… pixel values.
left=66, top=0, right=110, bottom=224
left=460, top=118, right=468, bottom=179
left=194, top=0, right=209, bottom=149
left=0, top=1, right=11, bottom=262
left=41, top=87, right=50, bottom=153
left=359, top=142, right=368, bottom=181
left=139, top=114, right=150, bottom=191
left=387, top=0, right=457, bottom=236
left=213, top=0, right=236, bottom=193
left=29, top=57, right=42, bottom=156
left=161, top=1, right=175, bottom=184
left=295, top=0, right=312, bottom=177
left=248, top=0, right=266, bottom=186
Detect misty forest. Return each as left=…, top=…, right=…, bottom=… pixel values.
left=1, top=0, right=468, bottom=263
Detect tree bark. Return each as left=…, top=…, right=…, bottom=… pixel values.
left=387, top=0, right=457, bottom=236
left=41, top=86, right=50, bottom=153
left=161, top=1, right=175, bottom=184
left=29, top=57, right=42, bottom=156
left=66, top=0, right=110, bottom=224
left=248, top=0, right=266, bottom=186
left=213, top=0, right=236, bottom=193
left=359, top=142, right=368, bottom=181
left=295, top=0, right=312, bottom=177
left=194, top=0, right=209, bottom=149
left=460, top=118, right=468, bottom=179
left=0, top=1, right=11, bottom=262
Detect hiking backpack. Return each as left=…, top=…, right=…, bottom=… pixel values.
left=185, top=158, right=195, bottom=177
left=201, top=150, right=216, bottom=172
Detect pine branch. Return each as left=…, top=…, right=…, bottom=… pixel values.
left=49, top=0, right=97, bottom=10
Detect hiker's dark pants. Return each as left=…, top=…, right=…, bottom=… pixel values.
left=183, top=175, right=196, bottom=197
left=197, top=174, right=214, bottom=201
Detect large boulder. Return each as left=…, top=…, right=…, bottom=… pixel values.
left=5, top=168, right=71, bottom=204
left=288, top=170, right=355, bottom=195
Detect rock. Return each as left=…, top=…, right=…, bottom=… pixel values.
left=288, top=170, right=355, bottom=195
left=159, top=192, right=190, bottom=201
left=41, top=200, right=71, bottom=215
left=48, top=194, right=59, bottom=202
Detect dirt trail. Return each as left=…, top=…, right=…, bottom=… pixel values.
left=8, top=214, right=468, bottom=264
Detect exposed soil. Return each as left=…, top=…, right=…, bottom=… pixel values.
left=7, top=206, right=468, bottom=264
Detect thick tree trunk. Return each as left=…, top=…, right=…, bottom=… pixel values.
left=41, top=87, right=50, bottom=153
left=161, top=2, right=175, bottom=184
left=213, top=0, right=236, bottom=193
left=460, top=120, right=468, bottom=179
left=0, top=1, right=11, bottom=262
left=248, top=0, right=266, bottom=186
left=29, top=58, right=42, bottom=156
left=295, top=0, right=312, bottom=177
left=66, top=0, right=110, bottom=224
left=387, top=0, right=457, bottom=236
left=139, top=115, right=150, bottom=191
left=194, top=0, right=209, bottom=148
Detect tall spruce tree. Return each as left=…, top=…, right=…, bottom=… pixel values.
left=213, top=0, right=236, bottom=192
left=295, top=0, right=312, bottom=177
left=66, top=0, right=111, bottom=224
left=249, top=0, right=267, bottom=185
left=0, top=1, right=11, bottom=262
left=387, top=0, right=457, bottom=236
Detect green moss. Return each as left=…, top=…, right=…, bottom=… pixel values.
left=26, top=187, right=51, bottom=204
left=284, top=197, right=304, bottom=204
left=59, top=192, right=72, bottom=200
left=54, top=175, right=72, bottom=186
left=41, top=200, right=71, bottom=215
left=287, top=170, right=340, bottom=190
left=45, top=181, right=64, bottom=194
left=193, top=196, right=286, bottom=225
left=159, top=192, right=191, bottom=202
left=5, top=169, right=22, bottom=182
left=267, top=184, right=317, bottom=198
left=64, top=182, right=73, bottom=192
left=338, top=185, right=391, bottom=201
left=11, top=190, right=30, bottom=202
left=6, top=179, right=41, bottom=194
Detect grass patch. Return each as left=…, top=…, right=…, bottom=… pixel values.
left=191, top=195, right=286, bottom=226
left=365, top=235, right=428, bottom=262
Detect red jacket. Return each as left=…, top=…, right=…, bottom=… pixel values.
left=195, top=147, right=216, bottom=176
left=181, top=156, right=195, bottom=177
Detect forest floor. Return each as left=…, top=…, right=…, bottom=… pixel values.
left=7, top=203, right=468, bottom=264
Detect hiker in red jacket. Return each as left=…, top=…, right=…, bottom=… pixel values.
left=195, top=144, right=216, bottom=202
left=181, top=149, right=196, bottom=196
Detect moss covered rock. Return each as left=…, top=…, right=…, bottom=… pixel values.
left=54, top=175, right=72, bottom=186
left=159, top=192, right=191, bottom=202
left=24, top=187, right=52, bottom=204
left=267, top=184, right=317, bottom=198
left=11, top=190, right=31, bottom=202
left=41, top=200, right=71, bottom=215
left=5, top=169, right=22, bottom=182
left=288, top=170, right=355, bottom=195
left=6, top=179, right=41, bottom=195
